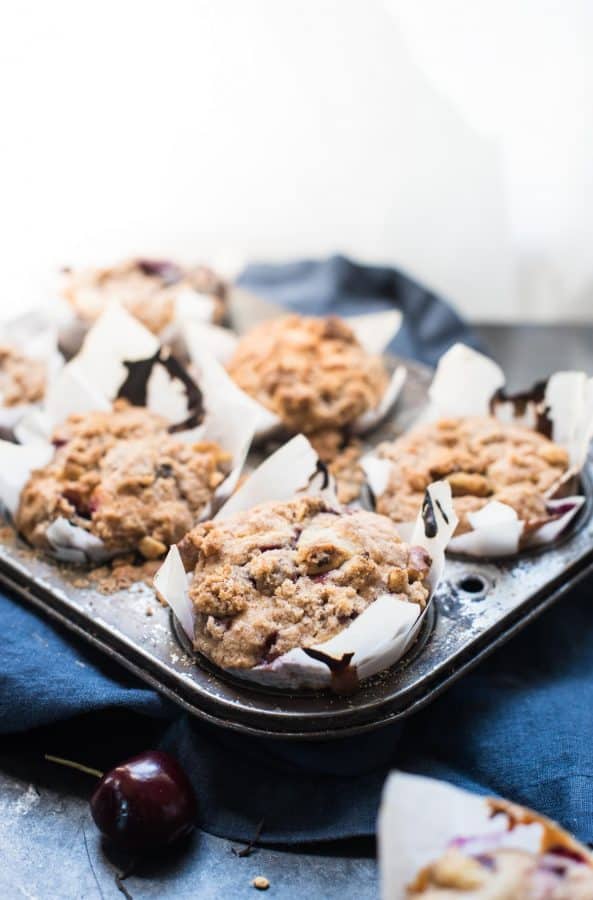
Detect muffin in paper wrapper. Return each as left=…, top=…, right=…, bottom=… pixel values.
left=0, top=310, right=63, bottom=436
left=154, top=434, right=457, bottom=692
left=363, top=343, right=593, bottom=558
left=0, top=304, right=257, bottom=564
left=182, top=310, right=407, bottom=440
left=379, top=772, right=593, bottom=899
left=55, top=258, right=226, bottom=359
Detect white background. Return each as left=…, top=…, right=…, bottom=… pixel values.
left=0, top=0, right=591, bottom=321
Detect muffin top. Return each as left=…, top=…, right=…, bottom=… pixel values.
left=226, top=315, right=389, bottom=434
left=408, top=846, right=593, bottom=898
left=377, top=416, right=569, bottom=535
left=62, top=258, right=226, bottom=334
left=16, top=400, right=231, bottom=558
left=0, top=344, right=46, bottom=406
left=177, top=494, right=431, bottom=671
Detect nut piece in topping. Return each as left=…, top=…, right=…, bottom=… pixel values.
left=16, top=400, right=231, bottom=559
left=61, top=258, right=227, bottom=333
left=0, top=345, right=47, bottom=406
left=446, top=472, right=490, bottom=497
left=139, top=536, right=168, bottom=560
left=226, top=315, right=389, bottom=434
left=181, top=495, right=431, bottom=671
left=377, top=416, right=569, bottom=535
left=295, top=526, right=357, bottom=574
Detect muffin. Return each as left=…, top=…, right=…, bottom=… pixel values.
left=16, top=400, right=231, bottom=559
left=380, top=774, right=593, bottom=900
left=407, top=844, right=593, bottom=898
left=226, top=315, right=389, bottom=435
left=0, top=344, right=47, bottom=407
left=176, top=494, right=432, bottom=673
left=61, top=257, right=227, bottom=334
left=376, top=416, right=569, bottom=536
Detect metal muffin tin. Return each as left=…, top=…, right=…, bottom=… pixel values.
left=1, top=292, right=592, bottom=740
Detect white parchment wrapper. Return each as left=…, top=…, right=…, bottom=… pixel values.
left=154, top=435, right=458, bottom=691
left=0, top=311, right=64, bottom=434
left=365, top=343, right=593, bottom=558
left=378, top=772, right=593, bottom=900
left=183, top=310, right=406, bottom=440
left=0, top=304, right=257, bottom=564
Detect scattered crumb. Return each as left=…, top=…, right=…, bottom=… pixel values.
left=0, top=524, right=15, bottom=542
left=87, top=558, right=162, bottom=594
left=252, top=876, right=270, bottom=891
left=145, top=606, right=154, bottom=616
left=0, top=518, right=161, bottom=595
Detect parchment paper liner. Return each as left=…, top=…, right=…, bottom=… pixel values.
left=0, top=304, right=257, bottom=564
left=0, top=311, right=63, bottom=434
left=363, top=343, right=593, bottom=558
left=154, top=434, right=458, bottom=692
left=183, top=310, right=407, bottom=441
left=378, top=772, right=593, bottom=899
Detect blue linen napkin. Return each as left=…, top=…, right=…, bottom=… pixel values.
left=237, top=254, right=481, bottom=367
left=2, top=257, right=591, bottom=845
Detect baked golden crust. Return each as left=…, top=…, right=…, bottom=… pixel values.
left=226, top=315, right=389, bottom=434
left=408, top=845, right=593, bottom=898
left=177, top=495, right=431, bottom=670
left=377, top=416, right=569, bottom=535
left=16, top=401, right=231, bottom=557
left=0, top=345, right=46, bottom=406
left=62, top=258, right=227, bottom=333
left=408, top=799, right=593, bottom=898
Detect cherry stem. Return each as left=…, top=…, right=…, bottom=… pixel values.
left=44, top=754, right=104, bottom=780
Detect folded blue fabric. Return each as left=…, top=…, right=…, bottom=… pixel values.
left=237, top=255, right=481, bottom=367
left=2, top=257, right=591, bottom=846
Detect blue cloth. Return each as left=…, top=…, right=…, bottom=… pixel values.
left=2, top=257, right=591, bottom=846
left=237, top=255, right=482, bottom=367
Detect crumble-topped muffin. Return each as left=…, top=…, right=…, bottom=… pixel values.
left=408, top=845, right=593, bottom=898
left=376, top=416, right=569, bottom=535
left=62, top=258, right=227, bottom=334
left=226, top=315, right=389, bottom=434
left=176, top=495, right=431, bottom=670
left=16, top=400, right=231, bottom=558
left=0, top=344, right=46, bottom=406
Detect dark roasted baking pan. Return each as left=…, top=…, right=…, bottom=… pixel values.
left=2, top=289, right=592, bottom=739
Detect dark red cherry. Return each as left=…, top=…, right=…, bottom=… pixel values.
left=90, top=751, right=197, bottom=852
